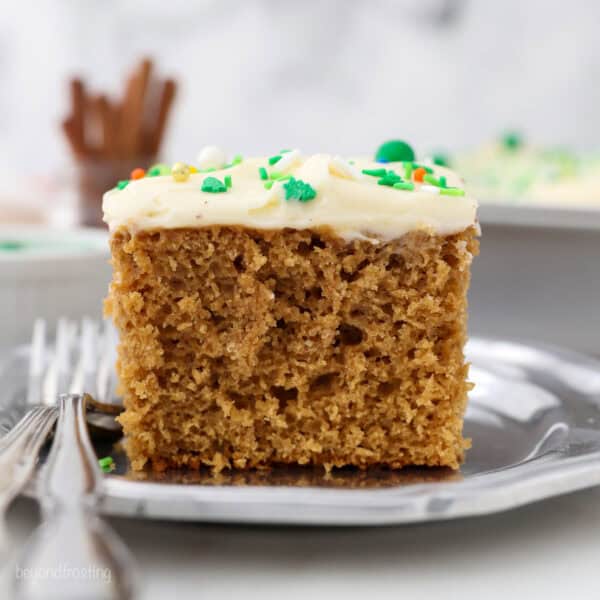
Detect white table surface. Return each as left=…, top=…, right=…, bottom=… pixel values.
left=3, top=486, right=600, bottom=600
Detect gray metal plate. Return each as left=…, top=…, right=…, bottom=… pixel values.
left=2, top=337, right=600, bottom=526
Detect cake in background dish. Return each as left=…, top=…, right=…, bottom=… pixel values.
left=454, top=132, right=600, bottom=207
left=104, top=142, right=479, bottom=473
left=0, top=226, right=110, bottom=348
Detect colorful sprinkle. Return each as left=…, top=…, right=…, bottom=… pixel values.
left=147, top=163, right=170, bottom=177
left=116, top=180, right=129, bottom=190
left=224, top=174, right=232, bottom=189
left=268, top=155, right=282, bottom=165
left=258, top=167, right=268, bottom=180
left=440, top=187, right=466, bottom=197
left=377, top=171, right=403, bottom=186
left=362, top=168, right=388, bottom=177
left=413, top=163, right=434, bottom=174
left=283, top=177, right=317, bottom=202
left=413, top=167, right=427, bottom=183
left=375, top=140, right=415, bottom=163
left=98, top=456, right=114, bottom=473
left=501, top=131, right=522, bottom=151
left=403, top=162, right=413, bottom=180
left=232, top=154, right=243, bottom=165
left=423, top=174, right=443, bottom=187
left=201, top=176, right=227, bottom=193
left=264, top=180, right=274, bottom=190
left=130, top=168, right=145, bottom=180
left=393, top=181, right=415, bottom=191
left=172, top=162, right=191, bottom=183
left=432, top=153, right=450, bottom=167
left=0, top=240, right=24, bottom=251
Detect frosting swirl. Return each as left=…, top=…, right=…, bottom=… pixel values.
left=103, top=153, right=478, bottom=241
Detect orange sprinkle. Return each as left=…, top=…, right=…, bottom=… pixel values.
left=130, top=168, right=145, bottom=180
left=413, top=167, right=426, bottom=182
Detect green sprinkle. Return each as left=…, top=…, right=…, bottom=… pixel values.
left=268, top=155, right=282, bottom=165
left=258, top=167, right=268, bottom=180
left=269, top=171, right=283, bottom=180
left=362, top=168, right=388, bottom=177
left=283, top=177, right=317, bottom=202
left=423, top=174, right=442, bottom=187
left=440, top=187, right=465, bottom=197
left=501, top=131, right=522, bottom=151
left=439, top=176, right=447, bottom=188
left=98, top=456, right=114, bottom=473
left=223, top=155, right=243, bottom=169
left=393, top=182, right=415, bottom=191
left=403, top=162, right=413, bottom=180
left=377, top=170, right=403, bottom=186
left=0, top=240, right=25, bottom=251
left=375, top=140, right=415, bottom=163
left=201, top=176, right=227, bottom=193
left=274, top=174, right=292, bottom=182
left=116, top=180, right=129, bottom=190
left=224, top=175, right=232, bottom=189
left=413, top=163, right=434, bottom=174
left=199, top=167, right=216, bottom=173
left=147, top=163, right=171, bottom=177
left=264, top=180, right=274, bottom=190
left=432, top=153, right=450, bottom=167
left=279, top=149, right=291, bottom=153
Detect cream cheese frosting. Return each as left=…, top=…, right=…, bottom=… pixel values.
left=103, top=152, right=478, bottom=241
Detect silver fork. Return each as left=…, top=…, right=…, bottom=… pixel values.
left=0, top=406, right=57, bottom=556
left=6, top=318, right=136, bottom=600
left=14, top=393, right=136, bottom=600
left=0, top=318, right=64, bottom=557
left=0, top=316, right=114, bottom=547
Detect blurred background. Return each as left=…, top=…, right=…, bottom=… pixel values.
left=1, top=0, right=599, bottom=351
left=3, top=0, right=600, bottom=173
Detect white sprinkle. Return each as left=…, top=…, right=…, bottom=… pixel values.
left=420, top=184, right=440, bottom=194
left=274, top=149, right=302, bottom=172
left=197, top=146, right=228, bottom=170
left=329, top=156, right=363, bottom=180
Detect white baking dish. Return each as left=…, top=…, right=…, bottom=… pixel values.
left=0, top=226, right=110, bottom=349
left=470, top=204, right=600, bottom=355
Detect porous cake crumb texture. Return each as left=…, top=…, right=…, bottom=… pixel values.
left=106, top=226, right=478, bottom=472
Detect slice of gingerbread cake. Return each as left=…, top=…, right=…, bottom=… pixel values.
left=103, top=142, right=479, bottom=472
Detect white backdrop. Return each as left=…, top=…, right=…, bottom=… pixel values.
left=1, top=0, right=600, bottom=175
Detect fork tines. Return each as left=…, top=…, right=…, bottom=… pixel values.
left=27, top=318, right=119, bottom=408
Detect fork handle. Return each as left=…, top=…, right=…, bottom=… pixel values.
left=41, top=393, right=101, bottom=507
left=0, top=407, right=57, bottom=558
left=15, top=394, right=136, bottom=600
